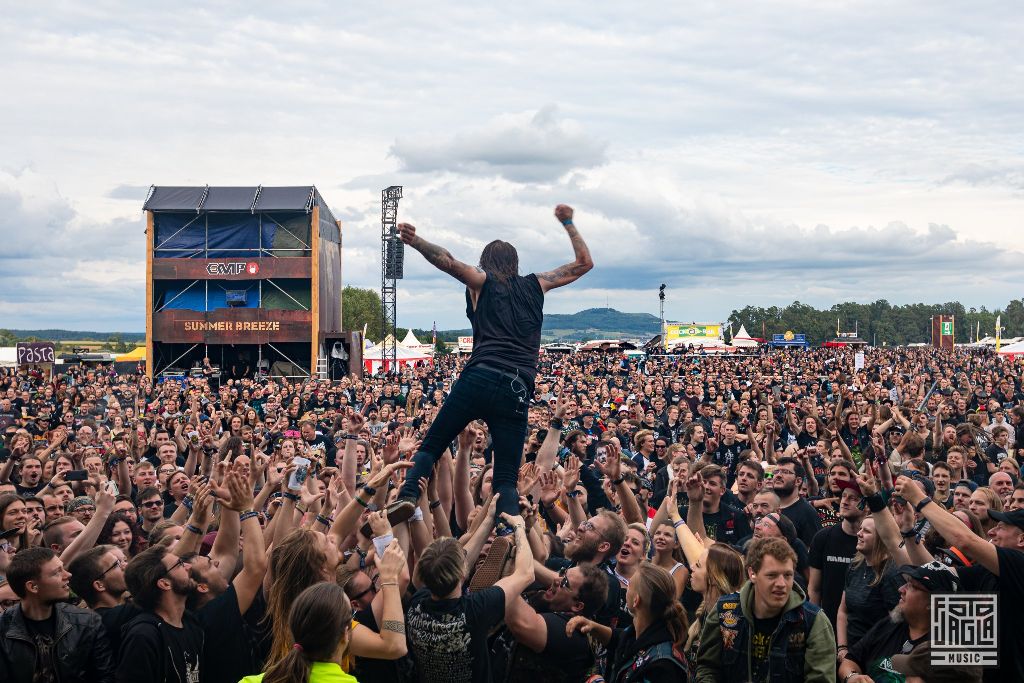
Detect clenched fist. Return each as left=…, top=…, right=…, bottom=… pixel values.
left=554, top=205, right=574, bottom=223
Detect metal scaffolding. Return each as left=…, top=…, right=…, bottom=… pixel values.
left=381, top=186, right=403, bottom=372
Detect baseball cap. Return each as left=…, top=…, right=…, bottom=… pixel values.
left=833, top=479, right=863, bottom=497
left=987, top=508, right=1024, bottom=529
left=898, top=560, right=960, bottom=593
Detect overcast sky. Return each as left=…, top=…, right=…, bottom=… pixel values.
left=1, top=1, right=1021, bottom=333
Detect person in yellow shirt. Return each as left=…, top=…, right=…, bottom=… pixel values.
left=240, top=581, right=357, bottom=683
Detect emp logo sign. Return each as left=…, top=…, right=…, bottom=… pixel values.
left=206, top=262, right=259, bottom=276
left=932, top=593, right=998, bottom=666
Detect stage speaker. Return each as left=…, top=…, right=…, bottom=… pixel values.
left=385, top=237, right=404, bottom=279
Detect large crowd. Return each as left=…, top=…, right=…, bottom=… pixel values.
left=0, top=345, right=1022, bottom=682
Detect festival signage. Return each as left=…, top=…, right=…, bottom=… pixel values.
left=152, top=309, right=311, bottom=343
left=152, top=258, right=310, bottom=280
left=17, top=342, right=55, bottom=365
left=665, top=323, right=722, bottom=342
left=458, top=336, right=474, bottom=352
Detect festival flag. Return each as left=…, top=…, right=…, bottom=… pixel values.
left=996, top=315, right=1002, bottom=352
left=432, top=321, right=437, bottom=345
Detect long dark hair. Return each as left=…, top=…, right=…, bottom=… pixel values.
left=478, top=240, right=519, bottom=283
left=262, top=582, right=353, bottom=683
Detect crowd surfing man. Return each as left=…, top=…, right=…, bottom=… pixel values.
left=1, top=296, right=1024, bottom=681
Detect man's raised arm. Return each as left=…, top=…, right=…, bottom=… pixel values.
left=397, top=222, right=487, bottom=289
left=536, top=205, right=593, bottom=293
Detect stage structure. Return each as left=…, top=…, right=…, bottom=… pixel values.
left=143, top=185, right=362, bottom=381
left=381, top=186, right=403, bottom=371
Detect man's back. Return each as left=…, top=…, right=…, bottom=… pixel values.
left=406, top=586, right=505, bottom=683
left=465, top=273, right=544, bottom=385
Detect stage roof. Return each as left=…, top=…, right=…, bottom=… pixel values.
left=144, top=185, right=337, bottom=220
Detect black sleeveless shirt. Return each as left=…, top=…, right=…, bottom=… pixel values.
left=464, top=272, right=544, bottom=385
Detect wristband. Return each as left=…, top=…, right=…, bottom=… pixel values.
left=429, top=499, right=442, bottom=510
left=362, top=484, right=377, bottom=496
left=561, top=218, right=574, bottom=226
left=900, top=529, right=918, bottom=539
left=354, top=495, right=369, bottom=508
left=673, top=519, right=686, bottom=529
left=549, top=418, right=564, bottom=430
left=611, top=476, right=625, bottom=486
left=566, top=489, right=582, bottom=498
left=296, top=505, right=307, bottom=515
left=181, top=496, right=194, bottom=512
left=864, top=493, right=886, bottom=513
left=315, top=514, right=332, bottom=527
left=282, top=492, right=300, bottom=503
left=342, top=434, right=359, bottom=441
left=240, top=510, right=259, bottom=523
left=185, top=523, right=203, bottom=535
left=914, top=497, right=933, bottom=514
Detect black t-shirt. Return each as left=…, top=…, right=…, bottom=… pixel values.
left=808, top=524, right=858, bottom=629
left=711, top=441, right=745, bottom=485
left=843, top=562, right=903, bottom=645
left=750, top=613, right=781, bottom=683
left=15, top=480, right=46, bottom=496
left=116, top=611, right=204, bottom=683
left=303, top=433, right=337, bottom=468
left=846, top=617, right=922, bottom=681
left=406, top=586, right=506, bottom=683
left=197, top=584, right=266, bottom=683
left=993, top=547, right=1024, bottom=682
left=24, top=610, right=57, bottom=683
left=98, top=603, right=141, bottom=661
left=682, top=503, right=752, bottom=548
left=464, top=273, right=544, bottom=385
left=780, top=497, right=823, bottom=549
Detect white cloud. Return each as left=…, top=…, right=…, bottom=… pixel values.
left=391, top=106, right=607, bottom=182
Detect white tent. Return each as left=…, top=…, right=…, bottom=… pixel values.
left=731, top=324, right=760, bottom=348
left=998, top=340, right=1024, bottom=360
left=0, top=347, right=17, bottom=368
left=363, top=336, right=432, bottom=374
left=401, top=329, right=421, bottom=347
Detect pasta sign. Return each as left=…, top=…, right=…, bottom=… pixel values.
left=17, top=342, right=55, bottom=365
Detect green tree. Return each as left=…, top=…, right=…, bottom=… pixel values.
left=434, top=337, right=448, bottom=355
left=342, top=286, right=383, bottom=342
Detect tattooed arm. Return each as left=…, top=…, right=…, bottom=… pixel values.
left=397, top=223, right=487, bottom=289
left=536, top=204, right=593, bottom=293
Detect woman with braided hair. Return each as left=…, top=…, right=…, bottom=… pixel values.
left=566, top=561, right=690, bottom=682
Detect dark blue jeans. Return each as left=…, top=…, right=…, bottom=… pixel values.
left=399, top=364, right=530, bottom=520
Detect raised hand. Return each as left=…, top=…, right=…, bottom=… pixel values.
left=365, top=460, right=414, bottom=491
left=397, top=223, right=419, bottom=246
left=368, top=509, right=392, bottom=538
left=684, top=472, right=705, bottom=503
left=563, top=455, right=581, bottom=493
left=539, top=470, right=562, bottom=507
left=554, top=204, right=574, bottom=224
left=457, top=424, right=478, bottom=452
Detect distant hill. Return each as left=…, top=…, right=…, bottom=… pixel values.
left=3, top=330, right=145, bottom=342
left=541, top=308, right=660, bottom=341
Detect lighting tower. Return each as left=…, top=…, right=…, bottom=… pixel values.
left=381, top=186, right=403, bottom=373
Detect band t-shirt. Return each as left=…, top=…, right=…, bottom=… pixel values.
left=406, top=586, right=506, bottom=683
left=843, top=562, right=904, bottom=645
left=750, top=613, right=781, bottom=683
left=808, top=524, right=858, bottom=629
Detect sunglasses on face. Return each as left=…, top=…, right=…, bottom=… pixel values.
left=557, top=567, right=572, bottom=591
left=142, top=500, right=164, bottom=508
